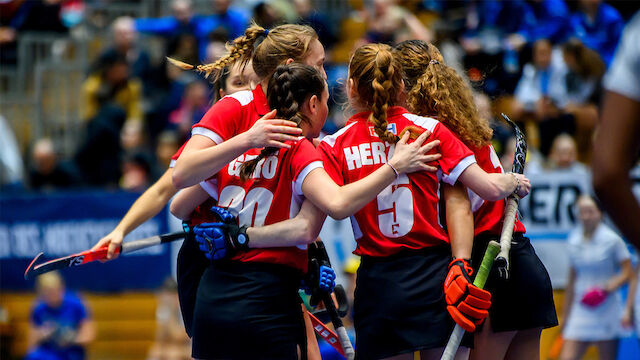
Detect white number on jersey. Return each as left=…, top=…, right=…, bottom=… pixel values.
left=376, top=174, right=414, bottom=237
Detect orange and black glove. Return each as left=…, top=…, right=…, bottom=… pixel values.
left=444, top=258, right=492, bottom=332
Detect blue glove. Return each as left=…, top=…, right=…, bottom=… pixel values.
left=319, top=265, right=336, bottom=292
left=193, top=207, right=250, bottom=261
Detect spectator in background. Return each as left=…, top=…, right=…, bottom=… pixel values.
left=569, top=0, right=624, bottom=66
left=473, top=92, right=512, bottom=156
left=74, top=104, right=126, bottom=187
left=0, top=114, right=24, bottom=191
left=519, top=0, right=571, bottom=45
left=120, top=152, right=152, bottom=192
left=561, top=195, right=632, bottom=360
left=199, top=0, right=249, bottom=55
left=135, top=0, right=198, bottom=39
left=592, top=11, right=640, bottom=250
left=147, top=278, right=191, bottom=360
left=91, top=17, right=153, bottom=94
left=294, top=0, right=337, bottom=52
left=547, top=134, right=587, bottom=173
left=155, top=131, right=180, bottom=174
left=82, top=52, right=142, bottom=125
left=360, top=0, right=432, bottom=45
left=168, top=80, right=209, bottom=142
left=26, top=271, right=95, bottom=360
left=252, top=1, right=283, bottom=30
left=29, top=138, right=82, bottom=191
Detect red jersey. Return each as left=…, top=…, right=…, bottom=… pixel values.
left=317, top=106, right=476, bottom=257
left=191, top=84, right=270, bottom=144
left=200, top=138, right=322, bottom=272
left=468, top=144, right=526, bottom=236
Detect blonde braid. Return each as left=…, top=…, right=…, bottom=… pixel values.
left=168, top=24, right=266, bottom=80
left=370, top=50, right=399, bottom=144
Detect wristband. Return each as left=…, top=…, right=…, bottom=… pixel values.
left=507, top=172, right=521, bottom=195
left=387, top=162, right=399, bottom=178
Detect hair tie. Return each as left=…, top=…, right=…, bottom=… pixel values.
left=264, top=29, right=269, bottom=36
left=429, top=59, right=439, bottom=65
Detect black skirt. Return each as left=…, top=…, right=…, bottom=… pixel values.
left=176, top=233, right=210, bottom=338
left=471, top=234, right=558, bottom=332
left=191, top=260, right=306, bottom=360
left=353, top=245, right=472, bottom=360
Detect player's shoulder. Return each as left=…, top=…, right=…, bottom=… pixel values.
left=398, top=112, right=440, bottom=132
left=320, top=121, right=360, bottom=148
left=219, top=89, right=254, bottom=107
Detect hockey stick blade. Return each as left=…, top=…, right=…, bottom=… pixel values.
left=24, top=231, right=186, bottom=280
left=308, top=311, right=346, bottom=357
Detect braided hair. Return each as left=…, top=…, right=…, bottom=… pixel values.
left=239, top=64, right=325, bottom=180
left=394, top=39, right=492, bottom=149
left=168, top=23, right=317, bottom=82
left=348, top=43, right=407, bottom=144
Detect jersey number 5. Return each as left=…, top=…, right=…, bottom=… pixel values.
left=376, top=174, right=414, bottom=237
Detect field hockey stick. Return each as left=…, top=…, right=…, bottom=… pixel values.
left=24, top=231, right=187, bottom=279
left=494, top=113, right=527, bottom=280
left=309, top=241, right=356, bottom=360
left=440, top=241, right=501, bottom=360
left=308, top=311, right=347, bottom=357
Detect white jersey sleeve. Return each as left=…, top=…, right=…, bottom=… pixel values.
left=603, top=11, right=640, bottom=102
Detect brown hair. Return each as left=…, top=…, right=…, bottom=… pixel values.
left=394, top=40, right=492, bottom=149
left=239, top=64, right=325, bottom=180
left=562, top=39, right=605, bottom=79
left=348, top=43, right=406, bottom=144
left=168, top=23, right=318, bottom=82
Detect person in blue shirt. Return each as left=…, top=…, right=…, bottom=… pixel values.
left=26, top=272, right=95, bottom=360
left=570, top=0, right=624, bottom=66
left=518, top=0, right=571, bottom=44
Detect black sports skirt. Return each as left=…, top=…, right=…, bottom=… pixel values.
left=471, top=233, right=558, bottom=332
left=176, top=233, right=210, bottom=338
left=354, top=245, right=472, bottom=360
left=191, top=260, right=306, bottom=360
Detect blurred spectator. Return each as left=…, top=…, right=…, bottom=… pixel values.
left=155, top=131, right=180, bottom=171
left=29, top=138, right=82, bottom=191
left=120, top=152, right=152, bottom=192
left=473, top=92, right=512, bottom=156
left=294, top=0, right=337, bottom=51
left=593, top=10, right=640, bottom=249
left=561, top=195, right=632, bottom=360
left=168, top=80, right=209, bottom=142
left=569, top=0, right=624, bottom=66
left=361, top=0, right=432, bottom=45
left=91, top=17, right=153, bottom=94
left=513, top=39, right=565, bottom=115
left=252, top=1, right=283, bottom=29
left=0, top=114, right=24, bottom=191
left=74, top=104, right=126, bottom=187
left=166, top=32, right=200, bottom=66
left=135, top=0, right=198, bottom=39
left=82, top=52, right=143, bottom=124
left=147, top=278, right=191, bottom=360
left=0, top=0, right=70, bottom=64
left=547, top=134, right=587, bottom=173
left=201, top=0, right=249, bottom=54
left=560, top=39, right=604, bottom=107
left=26, top=271, right=95, bottom=360
left=120, top=121, right=147, bottom=153
left=519, top=0, right=571, bottom=45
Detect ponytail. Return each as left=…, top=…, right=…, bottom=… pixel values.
left=349, top=44, right=407, bottom=144
left=169, top=23, right=318, bottom=83
left=395, top=40, right=492, bottom=149
left=239, top=63, right=325, bottom=181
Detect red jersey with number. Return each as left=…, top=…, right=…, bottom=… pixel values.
left=469, top=144, right=526, bottom=236
left=317, top=106, right=476, bottom=257
left=199, top=138, right=323, bottom=272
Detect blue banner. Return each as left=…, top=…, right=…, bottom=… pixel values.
left=0, top=191, right=173, bottom=291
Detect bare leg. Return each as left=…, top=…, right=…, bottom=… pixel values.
left=595, top=339, right=618, bottom=360
left=559, top=339, right=590, bottom=360
left=420, top=346, right=469, bottom=360
left=470, top=317, right=516, bottom=360
left=503, top=327, right=542, bottom=360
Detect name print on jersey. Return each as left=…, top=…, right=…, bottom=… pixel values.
left=344, top=142, right=395, bottom=170
left=227, top=154, right=278, bottom=179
